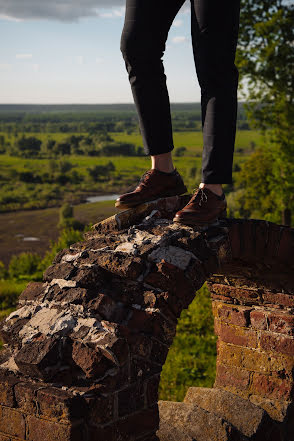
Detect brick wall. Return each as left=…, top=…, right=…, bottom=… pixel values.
left=0, top=195, right=292, bottom=440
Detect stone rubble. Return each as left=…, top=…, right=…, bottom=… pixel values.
left=0, top=194, right=292, bottom=440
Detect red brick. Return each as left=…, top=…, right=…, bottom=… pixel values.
left=14, top=382, right=39, bottom=414
left=26, top=415, right=84, bottom=441
left=267, top=312, right=294, bottom=336
left=87, top=424, right=115, bottom=441
left=0, top=406, right=25, bottom=439
left=250, top=310, right=268, bottom=330
left=37, top=387, right=87, bottom=421
left=277, top=228, right=294, bottom=263
left=214, top=363, right=251, bottom=391
left=254, top=221, right=269, bottom=259
left=85, top=394, right=115, bottom=426
left=0, top=370, right=20, bottom=407
left=214, top=302, right=251, bottom=327
left=127, top=309, right=176, bottom=346
left=18, top=281, right=45, bottom=302
left=118, top=383, right=145, bottom=418
left=240, top=221, right=255, bottom=260
left=214, top=319, right=258, bottom=348
left=116, top=405, right=159, bottom=440
left=210, top=293, right=234, bottom=304
left=250, top=373, right=294, bottom=400
left=265, top=224, right=282, bottom=262
left=260, top=333, right=294, bottom=356
left=262, top=291, right=294, bottom=308
left=210, top=283, right=260, bottom=306
left=145, top=375, right=160, bottom=407
left=228, top=221, right=241, bottom=259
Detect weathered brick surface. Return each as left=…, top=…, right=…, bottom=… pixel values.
left=214, top=363, right=251, bottom=395
left=14, top=382, right=40, bottom=414
left=250, top=373, right=294, bottom=401
left=37, top=387, right=87, bottom=421
left=260, top=333, right=294, bottom=356
left=0, top=406, right=26, bottom=439
left=0, top=370, right=21, bottom=408
left=0, top=200, right=292, bottom=440
left=250, top=310, right=268, bottom=330
left=214, top=319, right=258, bottom=348
left=217, top=341, right=294, bottom=376
left=212, top=301, right=251, bottom=327
left=26, top=416, right=84, bottom=441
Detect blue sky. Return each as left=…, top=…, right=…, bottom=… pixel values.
left=0, top=1, right=212, bottom=104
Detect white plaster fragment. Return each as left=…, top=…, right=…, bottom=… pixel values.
left=114, top=229, right=163, bottom=255
left=19, top=308, right=77, bottom=339
left=148, top=245, right=195, bottom=270
left=50, top=279, right=77, bottom=289
left=61, top=252, right=82, bottom=262
left=5, top=305, right=35, bottom=322
left=114, top=242, right=136, bottom=254
left=72, top=317, right=99, bottom=333
left=0, top=355, right=19, bottom=372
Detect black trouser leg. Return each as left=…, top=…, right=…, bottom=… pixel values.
left=191, top=0, right=241, bottom=184
left=120, top=0, right=241, bottom=184
left=120, top=0, right=186, bottom=156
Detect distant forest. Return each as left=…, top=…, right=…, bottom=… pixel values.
left=0, top=102, right=250, bottom=133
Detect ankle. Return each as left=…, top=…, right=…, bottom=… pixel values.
left=199, top=183, right=223, bottom=197
left=151, top=152, right=175, bottom=173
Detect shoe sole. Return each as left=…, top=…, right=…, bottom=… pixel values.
left=115, top=186, right=188, bottom=210
left=173, top=209, right=228, bottom=226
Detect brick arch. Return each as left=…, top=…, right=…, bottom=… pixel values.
left=0, top=195, right=293, bottom=441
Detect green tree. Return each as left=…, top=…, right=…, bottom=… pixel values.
left=237, top=0, right=294, bottom=225
left=230, top=147, right=280, bottom=222
left=14, top=135, right=42, bottom=158
left=9, top=252, right=41, bottom=279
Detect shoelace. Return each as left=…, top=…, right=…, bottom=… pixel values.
left=187, top=187, right=208, bottom=207
left=137, top=170, right=153, bottom=188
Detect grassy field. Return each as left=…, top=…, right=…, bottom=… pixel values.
left=1, top=129, right=262, bottom=154
left=0, top=199, right=117, bottom=267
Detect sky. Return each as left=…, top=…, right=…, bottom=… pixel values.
left=0, top=0, right=220, bottom=104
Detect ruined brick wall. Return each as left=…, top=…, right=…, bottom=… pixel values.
left=0, top=196, right=292, bottom=441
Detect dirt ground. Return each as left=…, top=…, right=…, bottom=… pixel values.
left=0, top=200, right=117, bottom=267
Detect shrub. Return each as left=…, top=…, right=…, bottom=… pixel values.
left=8, top=252, right=42, bottom=279
left=174, top=146, right=187, bottom=157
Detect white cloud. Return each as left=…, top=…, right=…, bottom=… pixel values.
left=0, top=13, right=22, bottom=21
left=95, top=57, right=104, bottom=63
left=16, top=53, right=33, bottom=59
left=0, top=63, right=12, bottom=71
left=100, top=7, right=124, bottom=18
left=76, top=55, right=84, bottom=65
left=0, top=0, right=125, bottom=22
left=32, top=63, right=39, bottom=72
left=173, top=19, right=183, bottom=27
left=172, top=36, right=188, bottom=44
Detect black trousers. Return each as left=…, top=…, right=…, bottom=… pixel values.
left=120, top=0, right=241, bottom=184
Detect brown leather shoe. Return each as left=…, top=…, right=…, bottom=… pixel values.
left=115, top=168, right=188, bottom=210
left=173, top=187, right=227, bottom=225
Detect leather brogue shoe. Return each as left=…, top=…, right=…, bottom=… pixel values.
left=173, top=186, right=227, bottom=225
left=115, top=168, right=188, bottom=210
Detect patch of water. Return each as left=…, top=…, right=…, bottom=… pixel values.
left=85, top=194, right=119, bottom=203
left=22, top=237, right=40, bottom=241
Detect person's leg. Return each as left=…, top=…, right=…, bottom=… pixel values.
left=190, top=0, right=241, bottom=186
left=120, top=0, right=186, bottom=164
left=173, top=0, right=240, bottom=225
